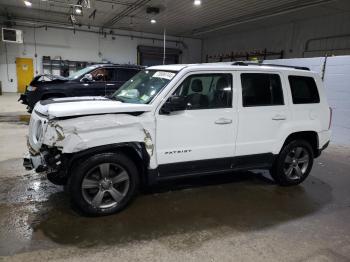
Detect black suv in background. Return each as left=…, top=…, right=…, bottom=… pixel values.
left=19, top=64, right=143, bottom=112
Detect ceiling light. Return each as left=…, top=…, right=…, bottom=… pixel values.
left=24, top=0, right=32, bottom=7
left=194, top=0, right=201, bottom=6
left=73, top=5, right=83, bottom=15
left=150, top=19, right=156, bottom=24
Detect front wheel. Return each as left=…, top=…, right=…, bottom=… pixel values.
left=271, top=140, right=314, bottom=186
left=69, top=152, right=139, bottom=216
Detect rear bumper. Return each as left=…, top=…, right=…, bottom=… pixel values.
left=316, top=130, right=331, bottom=157
left=317, top=140, right=330, bottom=157
left=318, top=130, right=331, bottom=149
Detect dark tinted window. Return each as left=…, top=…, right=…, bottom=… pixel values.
left=173, top=74, right=232, bottom=109
left=289, top=76, right=320, bottom=104
left=241, top=73, right=284, bottom=107
left=117, top=69, right=139, bottom=81
left=91, top=68, right=115, bottom=81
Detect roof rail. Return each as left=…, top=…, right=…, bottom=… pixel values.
left=232, top=61, right=310, bottom=71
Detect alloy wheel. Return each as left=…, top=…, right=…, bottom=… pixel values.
left=81, top=163, right=130, bottom=209
left=283, top=147, right=310, bottom=180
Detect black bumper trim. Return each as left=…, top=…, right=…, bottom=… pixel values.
left=316, top=141, right=330, bottom=157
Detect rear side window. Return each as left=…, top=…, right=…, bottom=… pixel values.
left=241, top=73, right=284, bottom=107
left=288, top=76, right=320, bottom=104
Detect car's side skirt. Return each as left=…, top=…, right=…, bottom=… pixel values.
left=147, top=153, right=276, bottom=184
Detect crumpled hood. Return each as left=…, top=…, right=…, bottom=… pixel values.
left=34, top=96, right=153, bottom=119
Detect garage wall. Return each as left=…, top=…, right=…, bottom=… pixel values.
left=202, top=12, right=350, bottom=61
left=0, top=26, right=202, bottom=92
left=269, top=56, right=350, bottom=145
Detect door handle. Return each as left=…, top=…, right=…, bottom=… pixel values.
left=215, top=118, right=233, bottom=125
left=272, top=114, right=287, bottom=121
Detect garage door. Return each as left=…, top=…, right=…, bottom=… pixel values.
left=137, top=45, right=182, bottom=66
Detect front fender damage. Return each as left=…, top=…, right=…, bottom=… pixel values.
left=43, top=114, right=155, bottom=158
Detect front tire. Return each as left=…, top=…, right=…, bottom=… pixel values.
left=69, top=152, right=139, bottom=216
left=271, top=140, right=314, bottom=186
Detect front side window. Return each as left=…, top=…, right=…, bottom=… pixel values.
left=90, top=68, right=115, bottom=81
left=289, top=76, right=320, bottom=104
left=111, top=70, right=176, bottom=104
left=173, top=74, right=232, bottom=109
left=67, top=65, right=98, bottom=80
left=241, top=73, right=284, bottom=107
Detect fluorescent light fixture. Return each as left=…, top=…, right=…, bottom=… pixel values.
left=73, top=5, right=83, bottom=15
left=150, top=19, right=156, bottom=24
left=194, top=0, right=201, bottom=6
left=24, top=0, right=32, bottom=7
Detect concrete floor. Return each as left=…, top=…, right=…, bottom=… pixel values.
left=0, top=93, right=350, bottom=262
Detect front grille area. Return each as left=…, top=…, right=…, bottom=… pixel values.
left=27, top=111, right=48, bottom=153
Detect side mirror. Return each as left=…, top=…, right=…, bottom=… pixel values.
left=81, top=73, right=93, bottom=82
left=161, top=96, right=187, bottom=114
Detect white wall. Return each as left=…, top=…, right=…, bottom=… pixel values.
left=269, top=56, right=350, bottom=146
left=202, top=12, right=350, bottom=61
left=0, top=26, right=202, bottom=92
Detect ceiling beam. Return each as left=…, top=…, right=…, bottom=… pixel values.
left=102, top=0, right=150, bottom=28
left=0, top=15, right=187, bottom=47
left=188, top=0, right=334, bottom=36
left=0, top=4, right=70, bottom=18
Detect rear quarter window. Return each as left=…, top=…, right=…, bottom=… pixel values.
left=288, top=76, right=320, bottom=104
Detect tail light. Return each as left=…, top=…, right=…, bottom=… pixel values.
left=328, top=107, right=333, bottom=130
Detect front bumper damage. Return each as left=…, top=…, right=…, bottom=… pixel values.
left=23, top=153, right=47, bottom=172
left=23, top=149, right=69, bottom=185
left=23, top=146, right=62, bottom=173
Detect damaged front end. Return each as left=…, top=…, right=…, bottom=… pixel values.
left=24, top=107, right=156, bottom=185
left=23, top=145, right=68, bottom=185
left=23, top=110, right=70, bottom=185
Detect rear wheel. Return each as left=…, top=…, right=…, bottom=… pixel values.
left=271, top=140, right=314, bottom=186
left=69, top=152, right=139, bottom=216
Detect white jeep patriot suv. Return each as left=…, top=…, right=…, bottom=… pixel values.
left=24, top=62, right=332, bottom=215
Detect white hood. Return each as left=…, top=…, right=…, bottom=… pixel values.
left=34, top=96, right=153, bottom=119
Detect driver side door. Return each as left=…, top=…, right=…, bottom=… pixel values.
left=155, top=72, right=238, bottom=177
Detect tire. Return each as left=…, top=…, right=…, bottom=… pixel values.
left=270, top=140, right=314, bottom=186
left=68, top=152, right=140, bottom=216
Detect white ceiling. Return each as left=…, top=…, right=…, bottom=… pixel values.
left=0, top=0, right=349, bottom=38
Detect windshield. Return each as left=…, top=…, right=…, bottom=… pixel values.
left=111, top=70, right=176, bottom=104
left=67, top=66, right=98, bottom=80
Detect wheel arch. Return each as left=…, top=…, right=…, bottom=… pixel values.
left=66, top=142, right=150, bottom=186
left=280, top=131, right=319, bottom=157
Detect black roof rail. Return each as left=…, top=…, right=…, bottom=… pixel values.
left=232, top=61, right=310, bottom=71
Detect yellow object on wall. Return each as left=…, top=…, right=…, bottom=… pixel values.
left=16, top=58, right=34, bottom=93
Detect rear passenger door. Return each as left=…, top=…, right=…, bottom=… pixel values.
left=235, top=71, right=290, bottom=156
